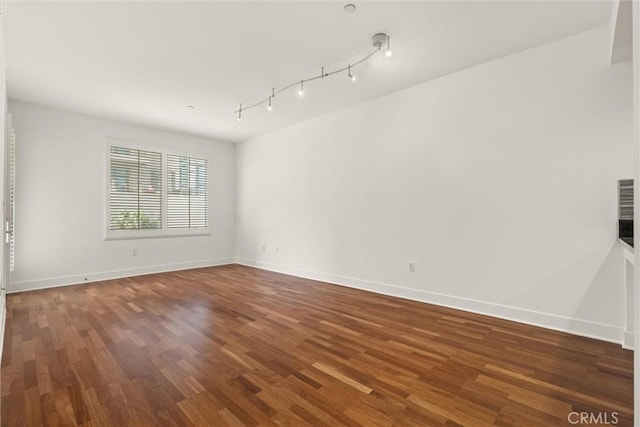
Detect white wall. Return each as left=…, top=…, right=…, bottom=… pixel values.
left=8, top=100, right=235, bottom=292
left=236, top=26, right=635, bottom=343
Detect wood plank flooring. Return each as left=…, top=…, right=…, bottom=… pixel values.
left=1, top=264, right=633, bottom=426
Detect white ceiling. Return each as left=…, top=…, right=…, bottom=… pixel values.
left=4, top=1, right=613, bottom=143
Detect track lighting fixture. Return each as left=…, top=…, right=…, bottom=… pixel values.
left=235, top=32, right=393, bottom=120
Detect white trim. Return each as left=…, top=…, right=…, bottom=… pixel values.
left=624, top=331, right=634, bottom=350
left=0, top=303, right=5, bottom=362
left=620, top=238, right=634, bottom=261
left=7, top=257, right=627, bottom=345
left=105, top=231, right=211, bottom=241
left=235, top=258, right=625, bottom=345
left=8, top=257, right=234, bottom=294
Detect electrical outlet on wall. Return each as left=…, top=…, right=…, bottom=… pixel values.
left=132, top=248, right=138, bottom=256
left=408, top=261, right=415, bottom=272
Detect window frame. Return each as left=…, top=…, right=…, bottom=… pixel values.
left=104, top=137, right=211, bottom=240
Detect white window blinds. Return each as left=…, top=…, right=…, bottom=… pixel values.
left=8, top=127, right=16, bottom=271
left=109, top=146, right=163, bottom=230
left=619, top=179, right=634, bottom=220
left=167, top=154, right=208, bottom=229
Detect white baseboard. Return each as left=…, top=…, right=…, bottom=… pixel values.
left=8, top=257, right=235, bottom=294
left=0, top=276, right=5, bottom=361
left=0, top=301, right=6, bottom=362
left=623, top=331, right=634, bottom=350
left=236, top=258, right=625, bottom=346
left=6, top=256, right=627, bottom=346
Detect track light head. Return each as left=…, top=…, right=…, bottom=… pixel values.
left=348, top=65, right=356, bottom=82
left=298, top=80, right=305, bottom=96
left=267, top=96, right=273, bottom=111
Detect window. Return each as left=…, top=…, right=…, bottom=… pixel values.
left=8, top=126, right=16, bottom=271
left=167, top=154, right=208, bottom=229
left=106, top=141, right=209, bottom=239
left=618, top=179, right=634, bottom=220
left=109, top=146, right=162, bottom=231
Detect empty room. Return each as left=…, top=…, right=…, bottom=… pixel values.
left=0, top=0, right=639, bottom=426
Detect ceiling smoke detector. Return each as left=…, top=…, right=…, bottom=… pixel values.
left=344, top=4, right=356, bottom=13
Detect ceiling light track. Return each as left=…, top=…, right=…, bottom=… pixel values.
left=235, top=32, right=392, bottom=119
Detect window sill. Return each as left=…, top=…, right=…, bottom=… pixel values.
left=104, top=231, right=211, bottom=241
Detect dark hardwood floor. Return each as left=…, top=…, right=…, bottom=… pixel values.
left=1, top=264, right=633, bottom=426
